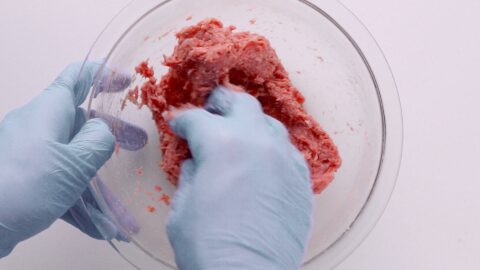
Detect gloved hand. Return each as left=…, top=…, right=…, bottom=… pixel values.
left=63, top=110, right=146, bottom=242
left=0, top=62, right=140, bottom=258
left=167, top=86, right=313, bottom=270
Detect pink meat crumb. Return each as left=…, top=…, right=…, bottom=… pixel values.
left=135, top=166, right=144, bottom=176
left=154, top=185, right=163, bottom=192
left=158, top=194, right=171, bottom=206
left=146, top=205, right=156, bottom=213
left=114, top=143, right=120, bottom=156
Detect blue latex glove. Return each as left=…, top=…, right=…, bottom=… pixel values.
left=63, top=110, right=145, bottom=241
left=167, top=86, right=313, bottom=270
left=0, top=62, right=141, bottom=257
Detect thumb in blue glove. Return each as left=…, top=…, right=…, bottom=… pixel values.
left=0, top=62, right=115, bottom=257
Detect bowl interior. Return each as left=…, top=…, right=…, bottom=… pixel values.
left=90, top=0, right=383, bottom=267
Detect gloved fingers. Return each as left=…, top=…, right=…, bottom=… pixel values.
left=85, top=203, right=122, bottom=241
left=50, top=61, right=102, bottom=107
left=206, top=85, right=264, bottom=122
left=27, top=61, right=102, bottom=142
left=169, top=108, right=221, bottom=159
left=205, top=85, right=234, bottom=115
left=42, top=133, right=112, bottom=218
left=167, top=160, right=195, bottom=239
left=265, top=115, right=310, bottom=182
left=73, top=108, right=148, bottom=151
left=89, top=110, right=148, bottom=151
left=96, top=176, right=140, bottom=235
left=169, top=108, right=216, bottom=139
left=289, top=145, right=311, bottom=183
left=93, top=65, right=132, bottom=98
left=72, top=108, right=87, bottom=137
left=16, top=61, right=129, bottom=143
left=177, top=159, right=196, bottom=186
left=41, top=120, right=113, bottom=201
left=68, top=118, right=115, bottom=172
left=50, top=61, right=132, bottom=106
left=170, top=160, right=195, bottom=213
left=61, top=204, right=105, bottom=240
left=264, top=116, right=310, bottom=181
left=61, top=197, right=122, bottom=240
left=61, top=179, right=136, bottom=242
left=265, top=115, right=289, bottom=139
left=61, top=203, right=128, bottom=241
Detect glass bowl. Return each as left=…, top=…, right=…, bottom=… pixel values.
left=82, top=0, right=403, bottom=269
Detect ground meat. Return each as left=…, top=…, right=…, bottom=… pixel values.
left=131, top=18, right=341, bottom=194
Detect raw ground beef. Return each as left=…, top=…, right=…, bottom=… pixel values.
left=129, top=18, right=341, bottom=194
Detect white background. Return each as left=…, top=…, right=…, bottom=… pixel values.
left=0, top=0, right=479, bottom=269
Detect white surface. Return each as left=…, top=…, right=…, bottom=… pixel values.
left=0, top=0, right=479, bottom=269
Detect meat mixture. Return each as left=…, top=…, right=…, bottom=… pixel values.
left=129, top=18, right=341, bottom=194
